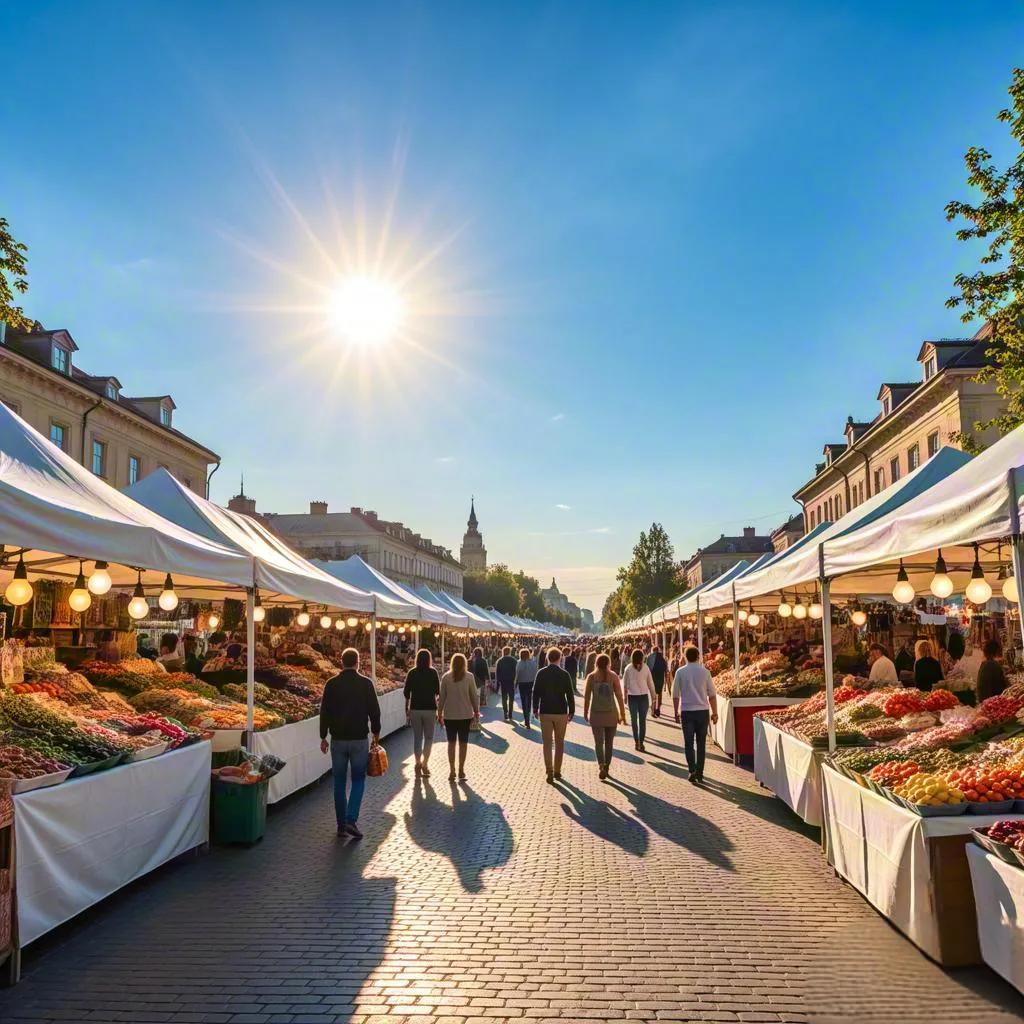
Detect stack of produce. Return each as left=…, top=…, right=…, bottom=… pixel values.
left=130, top=687, right=282, bottom=731
left=980, top=820, right=1024, bottom=852
left=891, top=772, right=966, bottom=809
left=221, top=682, right=316, bottom=723
left=704, top=652, right=731, bottom=677
left=0, top=693, right=129, bottom=766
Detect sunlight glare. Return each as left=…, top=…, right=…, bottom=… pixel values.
left=328, top=275, right=405, bottom=346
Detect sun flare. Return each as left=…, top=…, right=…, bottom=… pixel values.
left=327, top=275, right=405, bottom=346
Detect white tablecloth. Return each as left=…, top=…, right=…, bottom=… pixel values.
left=378, top=688, right=406, bottom=738
left=753, top=718, right=825, bottom=826
left=822, top=764, right=1022, bottom=962
left=14, top=741, right=211, bottom=946
left=252, top=717, right=332, bottom=804
left=712, top=695, right=805, bottom=755
left=967, top=845, right=1024, bottom=994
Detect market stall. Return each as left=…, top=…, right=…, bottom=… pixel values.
left=713, top=694, right=805, bottom=760
left=967, top=843, right=1024, bottom=995
left=753, top=717, right=827, bottom=826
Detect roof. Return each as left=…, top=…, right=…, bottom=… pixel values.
left=687, top=534, right=773, bottom=564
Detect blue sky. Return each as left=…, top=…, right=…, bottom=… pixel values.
left=2, top=1, right=1021, bottom=615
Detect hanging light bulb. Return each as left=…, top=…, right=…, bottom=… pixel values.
left=252, top=596, right=266, bottom=622
left=346, top=616, right=358, bottom=627
left=364, top=622, right=373, bottom=632
left=705, top=614, right=714, bottom=624
left=929, top=550, right=954, bottom=599
left=778, top=594, right=793, bottom=618
left=4, top=554, right=33, bottom=607
left=296, top=603, right=310, bottom=627
left=965, top=544, right=992, bottom=605
left=158, top=573, right=179, bottom=612
left=892, top=561, right=915, bottom=605
left=398, top=626, right=406, bottom=634
left=725, top=617, right=734, bottom=629
left=851, top=608, right=867, bottom=627
left=335, top=618, right=345, bottom=630
left=747, top=610, right=760, bottom=627
left=387, top=623, right=396, bottom=633
left=809, top=596, right=823, bottom=620
left=69, top=562, right=92, bottom=613
left=208, top=612, right=220, bottom=629
left=320, top=613, right=332, bottom=629
left=737, top=608, right=748, bottom=622
left=793, top=601, right=808, bottom=620
left=127, top=573, right=149, bottom=620
left=1001, top=563, right=1019, bottom=603
left=87, top=560, right=112, bottom=595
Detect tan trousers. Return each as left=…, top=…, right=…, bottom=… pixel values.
left=540, top=713, right=569, bottom=774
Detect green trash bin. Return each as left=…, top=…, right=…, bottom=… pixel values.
left=211, top=777, right=268, bottom=845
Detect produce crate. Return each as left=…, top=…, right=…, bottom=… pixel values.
left=211, top=777, right=268, bottom=845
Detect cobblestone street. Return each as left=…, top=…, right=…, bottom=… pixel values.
left=2, top=702, right=1024, bottom=1024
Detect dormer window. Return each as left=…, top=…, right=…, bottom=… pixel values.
left=105, top=382, right=119, bottom=400
left=51, top=345, right=69, bottom=374
left=882, top=395, right=891, bottom=416
left=160, top=403, right=172, bottom=427
left=924, top=354, right=937, bottom=380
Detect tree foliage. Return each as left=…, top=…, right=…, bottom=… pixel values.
left=947, top=67, right=1024, bottom=451
left=601, top=523, right=683, bottom=630
left=463, top=564, right=584, bottom=629
left=0, top=217, right=30, bottom=331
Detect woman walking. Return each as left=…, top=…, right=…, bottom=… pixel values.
left=622, top=648, right=657, bottom=752
left=404, top=648, right=441, bottom=777
left=439, top=653, right=480, bottom=781
left=584, top=653, right=625, bottom=781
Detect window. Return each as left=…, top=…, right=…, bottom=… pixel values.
left=128, top=455, right=141, bottom=485
left=924, top=354, right=937, bottom=380
left=874, top=468, right=885, bottom=493
left=49, top=422, right=67, bottom=452
left=835, top=494, right=843, bottom=517
left=927, top=431, right=940, bottom=458
left=51, top=345, right=69, bottom=374
left=908, top=443, right=920, bottom=471
left=882, top=395, right=891, bottom=416
left=105, top=382, right=118, bottom=400
left=890, top=455, right=901, bottom=483
left=160, top=404, right=172, bottom=426
left=91, top=439, right=107, bottom=477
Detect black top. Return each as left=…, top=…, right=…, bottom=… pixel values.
left=495, top=655, right=518, bottom=686
left=471, top=656, right=490, bottom=685
left=319, top=668, right=382, bottom=740
left=532, top=664, right=576, bottom=716
left=404, top=666, right=441, bottom=711
left=563, top=654, right=578, bottom=678
left=648, top=650, right=668, bottom=683
left=912, top=656, right=944, bottom=692
left=977, top=659, right=1007, bottom=702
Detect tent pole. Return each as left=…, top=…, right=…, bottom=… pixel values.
left=820, top=545, right=836, bottom=754
left=677, top=601, right=683, bottom=654
left=440, top=626, right=445, bottom=668
left=245, top=586, right=255, bottom=741
left=732, top=585, right=740, bottom=697
left=371, top=612, right=377, bottom=684
left=697, top=597, right=704, bottom=661
left=1008, top=470, right=1024, bottom=646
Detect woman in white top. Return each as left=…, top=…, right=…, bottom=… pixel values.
left=621, top=648, right=657, bottom=752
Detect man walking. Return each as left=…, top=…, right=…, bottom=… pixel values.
left=495, top=646, right=518, bottom=722
left=647, top=644, right=668, bottom=718
left=514, top=647, right=539, bottom=729
left=533, top=647, right=575, bottom=784
left=671, top=646, right=717, bottom=785
left=564, top=647, right=580, bottom=694
left=319, top=647, right=381, bottom=838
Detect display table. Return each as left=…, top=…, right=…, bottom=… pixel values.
left=252, top=717, right=332, bottom=804
left=713, top=695, right=805, bottom=760
left=378, top=688, right=406, bottom=738
left=822, top=763, right=1024, bottom=965
left=753, top=718, right=826, bottom=827
left=967, top=844, right=1024, bottom=994
left=14, top=741, right=211, bottom=948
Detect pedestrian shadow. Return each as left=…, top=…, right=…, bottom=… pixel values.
left=603, top=778, right=735, bottom=871
left=473, top=724, right=509, bottom=754
left=696, top=773, right=819, bottom=840
left=403, top=778, right=513, bottom=893
left=516, top=723, right=603, bottom=762
left=557, top=779, right=649, bottom=856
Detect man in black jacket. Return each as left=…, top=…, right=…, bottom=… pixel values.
left=319, top=648, right=381, bottom=839
left=495, top=646, right=519, bottom=722
left=563, top=648, right=580, bottom=694
left=532, top=648, right=575, bottom=784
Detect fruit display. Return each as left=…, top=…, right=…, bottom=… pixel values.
left=868, top=760, right=921, bottom=787
left=222, top=682, right=316, bottom=723
left=981, top=819, right=1024, bottom=851
left=923, top=689, right=960, bottom=712
left=892, top=772, right=966, bottom=808
left=0, top=745, right=70, bottom=779
left=946, top=767, right=1024, bottom=804
left=884, top=691, right=925, bottom=719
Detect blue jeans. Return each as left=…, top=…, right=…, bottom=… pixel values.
left=681, top=710, right=710, bottom=776
left=518, top=683, right=534, bottom=726
left=628, top=694, right=650, bottom=745
left=331, top=738, right=369, bottom=826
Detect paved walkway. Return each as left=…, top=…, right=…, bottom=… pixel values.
left=2, top=700, right=1024, bottom=1024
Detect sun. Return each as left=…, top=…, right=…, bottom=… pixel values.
left=327, top=275, right=405, bottom=346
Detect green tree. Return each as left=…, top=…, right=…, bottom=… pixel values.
left=463, top=564, right=523, bottom=615
left=946, top=68, right=1024, bottom=451
left=614, top=523, right=682, bottom=621
left=0, top=217, right=30, bottom=331
left=513, top=570, right=548, bottom=621
left=601, top=584, right=628, bottom=630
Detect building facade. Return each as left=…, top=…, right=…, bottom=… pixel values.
left=539, top=577, right=591, bottom=630
left=0, top=322, right=217, bottom=493
left=265, top=501, right=465, bottom=596
left=770, top=514, right=805, bottom=554
left=683, top=527, right=774, bottom=590
left=459, top=499, right=487, bottom=573
left=793, top=324, right=1006, bottom=531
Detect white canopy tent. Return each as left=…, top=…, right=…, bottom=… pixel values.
left=309, top=555, right=428, bottom=621
left=417, top=586, right=491, bottom=630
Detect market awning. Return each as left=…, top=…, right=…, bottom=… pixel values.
left=413, top=585, right=477, bottom=629
left=313, top=555, right=450, bottom=624
left=678, top=555, right=773, bottom=615
left=125, top=469, right=375, bottom=611
left=0, top=403, right=254, bottom=594
left=301, top=554, right=418, bottom=619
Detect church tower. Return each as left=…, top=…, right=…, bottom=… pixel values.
left=460, top=497, right=487, bottom=573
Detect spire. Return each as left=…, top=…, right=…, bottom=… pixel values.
left=239, top=473, right=245, bottom=497
left=468, top=496, right=478, bottom=529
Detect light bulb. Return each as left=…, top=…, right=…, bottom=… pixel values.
left=158, top=573, right=178, bottom=612
left=966, top=576, right=992, bottom=605
left=320, top=614, right=332, bottom=629
left=69, top=586, right=91, bottom=613
left=253, top=604, right=266, bottom=622
left=387, top=624, right=396, bottom=633
left=793, top=603, right=808, bottom=620
left=738, top=608, right=748, bottom=622
left=725, top=617, right=735, bottom=629
left=809, top=602, right=823, bottom=620
left=892, top=561, right=914, bottom=604
left=778, top=601, right=792, bottom=618
left=346, top=616, right=358, bottom=627
left=365, top=622, right=373, bottom=632
left=88, top=561, right=112, bottom=595
left=930, top=574, right=954, bottom=599
left=705, top=614, right=714, bottom=624
left=1003, top=574, right=1019, bottom=603
left=747, top=612, right=760, bottom=627
left=208, top=613, right=220, bottom=629
left=851, top=609, right=867, bottom=627
left=4, top=556, right=33, bottom=607
left=335, top=619, right=345, bottom=630
left=398, top=626, right=406, bottom=634
left=296, top=610, right=310, bottom=627
left=128, top=596, right=149, bottom=620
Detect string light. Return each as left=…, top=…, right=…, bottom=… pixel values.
left=1000, top=563, right=1019, bottom=603
left=158, top=573, right=179, bottom=612
left=69, top=562, right=92, bottom=613
left=737, top=608, right=748, bottom=622
left=296, top=603, right=310, bottom=627
left=347, top=616, right=358, bottom=627
left=793, top=601, right=808, bottom=620
left=892, top=560, right=915, bottom=605
left=725, top=617, right=734, bottom=629
left=87, top=560, right=112, bottom=595
left=747, top=608, right=760, bottom=627
left=929, top=549, right=954, bottom=599
left=335, top=618, right=345, bottom=630
left=851, top=608, right=867, bottom=627
left=809, top=598, right=823, bottom=620
left=320, top=614, right=332, bottom=629
left=4, top=554, right=33, bottom=607
left=778, top=594, right=793, bottom=617
left=208, top=612, right=220, bottom=629
left=364, top=622, right=373, bottom=632
left=965, top=544, right=992, bottom=606
left=127, top=572, right=149, bottom=620
left=252, top=596, right=266, bottom=622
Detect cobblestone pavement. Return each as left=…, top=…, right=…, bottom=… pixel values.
left=3, top=700, right=1024, bottom=1024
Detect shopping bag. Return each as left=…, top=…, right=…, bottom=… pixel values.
left=367, top=741, right=389, bottom=777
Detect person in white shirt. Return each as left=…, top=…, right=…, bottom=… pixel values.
left=671, top=646, right=718, bottom=784
left=621, top=648, right=657, bottom=752
left=867, top=643, right=898, bottom=686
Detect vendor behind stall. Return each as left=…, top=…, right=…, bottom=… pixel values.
left=977, top=638, right=1008, bottom=701
left=155, top=632, right=185, bottom=672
